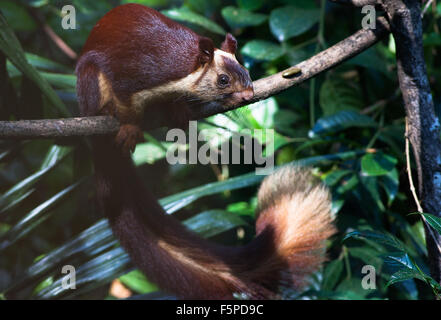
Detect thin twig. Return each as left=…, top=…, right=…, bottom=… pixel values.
left=405, top=118, right=441, bottom=255
left=422, top=0, right=434, bottom=17
left=405, top=118, right=424, bottom=213
left=43, top=24, right=78, bottom=60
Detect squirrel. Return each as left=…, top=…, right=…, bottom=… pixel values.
left=76, top=4, right=336, bottom=299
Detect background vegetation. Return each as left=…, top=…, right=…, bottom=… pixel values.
left=1, top=0, right=441, bottom=300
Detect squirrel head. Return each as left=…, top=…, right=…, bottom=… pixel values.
left=193, top=33, right=254, bottom=106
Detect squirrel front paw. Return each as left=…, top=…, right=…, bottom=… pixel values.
left=115, top=124, right=144, bottom=154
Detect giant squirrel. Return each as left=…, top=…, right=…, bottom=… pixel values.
left=75, top=4, right=336, bottom=299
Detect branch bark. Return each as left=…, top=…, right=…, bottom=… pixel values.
left=0, top=17, right=390, bottom=139
left=382, top=0, right=441, bottom=284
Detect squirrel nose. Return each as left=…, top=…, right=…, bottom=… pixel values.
left=240, top=87, right=254, bottom=102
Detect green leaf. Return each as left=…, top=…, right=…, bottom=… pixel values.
left=280, top=0, right=318, bottom=9
left=322, top=259, right=344, bottom=291
left=347, top=48, right=390, bottom=76
left=0, top=13, right=68, bottom=116
left=248, top=96, right=279, bottom=129
left=387, top=269, right=424, bottom=287
left=119, top=270, right=157, bottom=294
left=309, top=111, right=377, bottom=137
left=319, top=78, right=364, bottom=116
left=343, top=230, right=405, bottom=251
left=379, top=168, right=399, bottom=205
left=24, top=0, right=50, bottom=8
left=40, top=72, right=77, bottom=90
left=324, top=169, right=353, bottom=187
left=419, top=213, right=441, bottom=235
left=241, top=40, right=284, bottom=61
left=335, top=173, right=359, bottom=195
left=4, top=220, right=117, bottom=295
left=226, top=201, right=256, bottom=217
left=162, top=7, right=225, bottom=35
left=23, top=53, right=71, bottom=73
left=383, top=253, right=432, bottom=288
left=335, top=277, right=372, bottom=299
left=184, top=210, right=248, bottom=238
left=35, top=247, right=132, bottom=299
left=361, top=152, right=397, bottom=176
left=0, top=0, right=37, bottom=31
left=296, top=150, right=366, bottom=167
left=423, top=32, right=441, bottom=46
left=0, top=181, right=82, bottom=251
left=132, top=142, right=170, bottom=165
left=0, top=146, right=72, bottom=215
left=237, top=0, right=265, bottom=11
left=161, top=171, right=264, bottom=213
left=221, top=6, right=267, bottom=29
left=348, top=246, right=384, bottom=269
left=269, top=6, right=320, bottom=42
left=33, top=276, right=54, bottom=295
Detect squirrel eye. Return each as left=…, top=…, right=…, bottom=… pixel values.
left=217, top=74, right=230, bottom=88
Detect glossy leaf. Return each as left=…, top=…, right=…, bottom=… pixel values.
left=343, top=230, right=405, bottom=251
left=0, top=146, right=72, bottom=215
left=241, top=40, right=284, bottom=61
left=4, top=220, right=116, bottom=294
left=324, top=169, right=353, bottom=187
left=162, top=7, right=225, bottom=35
left=269, top=6, right=320, bottom=42
left=119, top=270, right=158, bottom=294
left=35, top=247, right=132, bottom=299
left=379, top=168, right=399, bottom=205
left=237, top=0, right=265, bottom=11
left=383, top=253, right=434, bottom=289
left=418, top=213, right=441, bottom=235
left=7, top=53, right=71, bottom=74
left=132, top=142, right=170, bottom=166
left=319, top=78, right=364, bottom=116
left=0, top=13, right=68, bottom=116
left=361, top=152, right=398, bottom=176
left=322, top=259, right=343, bottom=291
left=0, top=0, right=37, bottom=31
left=309, top=111, right=377, bottom=138
left=347, top=48, right=390, bottom=76
left=0, top=181, right=82, bottom=251
left=221, top=6, right=267, bottom=29
left=40, top=72, right=77, bottom=89
left=184, top=209, right=248, bottom=238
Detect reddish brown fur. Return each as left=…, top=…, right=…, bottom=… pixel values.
left=221, top=33, right=237, bottom=54
left=76, top=4, right=336, bottom=299
left=78, top=4, right=212, bottom=104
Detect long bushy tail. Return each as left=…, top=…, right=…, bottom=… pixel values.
left=91, top=137, right=335, bottom=299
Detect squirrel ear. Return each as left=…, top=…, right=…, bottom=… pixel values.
left=198, top=37, right=214, bottom=65
left=221, top=33, right=237, bottom=54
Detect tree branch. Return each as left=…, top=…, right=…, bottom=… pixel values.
left=0, top=17, right=390, bottom=139
left=0, top=116, right=119, bottom=139
left=383, top=0, right=441, bottom=284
